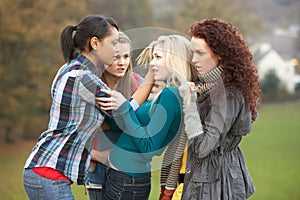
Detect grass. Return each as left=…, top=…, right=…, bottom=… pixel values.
left=0, top=102, right=299, bottom=199
left=242, top=102, right=300, bottom=200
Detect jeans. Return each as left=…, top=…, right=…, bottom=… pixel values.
left=23, top=169, right=74, bottom=200
left=87, top=188, right=103, bottom=200
left=102, top=167, right=151, bottom=200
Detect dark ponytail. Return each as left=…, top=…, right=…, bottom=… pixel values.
left=60, top=15, right=119, bottom=62
left=60, top=25, right=77, bottom=62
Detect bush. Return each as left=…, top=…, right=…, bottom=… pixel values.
left=260, top=69, right=297, bottom=102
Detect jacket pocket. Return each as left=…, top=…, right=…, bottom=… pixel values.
left=192, top=167, right=220, bottom=183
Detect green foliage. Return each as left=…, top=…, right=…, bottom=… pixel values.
left=154, top=0, right=263, bottom=38
left=260, top=69, right=280, bottom=94
left=86, top=0, right=153, bottom=30
left=0, top=0, right=89, bottom=141
left=0, top=0, right=154, bottom=141
left=260, top=70, right=297, bottom=102
left=295, top=83, right=300, bottom=91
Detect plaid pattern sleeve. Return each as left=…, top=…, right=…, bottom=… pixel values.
left=24, top=54, right=109, bottom=184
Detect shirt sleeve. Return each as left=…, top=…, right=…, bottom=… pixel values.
left=230, top=99, right=252, bottom=136
left=78, top=71, right=111, bottom=105
left=131, top=73, right=144, bottom=93
left=113, top=88, right=182, bottom=153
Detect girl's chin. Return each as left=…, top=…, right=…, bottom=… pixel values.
left=114, top=71, right=126, bottom=76
left=197, top=69, right=203, bottom=74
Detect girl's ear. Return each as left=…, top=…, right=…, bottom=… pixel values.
left=90, top=36, right=100, bottom=50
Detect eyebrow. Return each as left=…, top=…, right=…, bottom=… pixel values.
left=153, top=50, right=164, bottom=55
left=193, top=48, right=206, bottom=53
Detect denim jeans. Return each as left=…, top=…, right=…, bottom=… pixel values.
left=102, top=167, right=151, bottom=200
left=87, top=188, right=103, bottom=200
left=23, top=169, right=74, bottom=200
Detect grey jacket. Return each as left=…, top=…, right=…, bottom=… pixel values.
left=181, top=87, right=255, bottom=200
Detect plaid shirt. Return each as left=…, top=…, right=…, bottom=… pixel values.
left=24, top=54, right=109, bottom=184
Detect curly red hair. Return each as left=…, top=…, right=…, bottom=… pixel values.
left=190, top=18, right=261, bottom=121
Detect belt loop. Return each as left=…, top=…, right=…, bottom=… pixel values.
left=219, top=146, right=224, bottom=155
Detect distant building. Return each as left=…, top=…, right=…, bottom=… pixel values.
left=251, top=42, right=296, bottom=93
left=262, top=28, right=299, bottom=61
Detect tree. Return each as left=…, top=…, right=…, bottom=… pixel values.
left=0, top=0, right=154, bottom=142
left=0, top=0, right=88, bottom=142
left=86, top=0, right=153, bottom=30
left=260, top=69, right=280, bottom=94
left=154, top=0, right=263, bottom=38
left=260, top=69, right=287, bottom=101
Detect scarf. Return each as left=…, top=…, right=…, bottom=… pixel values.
left=196, top=65, right=223, bottom=97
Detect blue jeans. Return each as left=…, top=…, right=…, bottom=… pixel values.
left=23, top=169, right=74, bottom=200
left=102, top=167, right=151, bottom=200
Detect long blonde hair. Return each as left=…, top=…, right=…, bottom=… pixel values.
left=137, top=35, right=195, bottom=101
